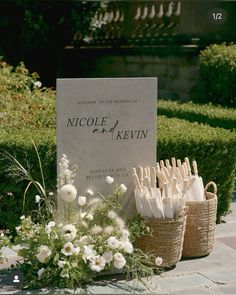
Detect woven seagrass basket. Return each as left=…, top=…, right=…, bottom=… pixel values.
left=136, top=213, right=187, bottom=268
left=182, top=181, right=217, bottom=258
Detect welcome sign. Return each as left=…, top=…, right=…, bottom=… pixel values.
left=57, top=78, right=157, bottom=215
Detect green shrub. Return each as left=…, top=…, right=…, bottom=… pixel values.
left=192, top=43, right=236, bottom=108
left=157, top=116, right=236, bottom=222
left=158, top=99, right=236, bottom=130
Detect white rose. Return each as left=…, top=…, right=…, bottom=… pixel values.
left=37, top=268, right=45, bottom=279
left=155, top=256, right=163, bottom=266
left=61, top=242, right=74, bottom=256
left=107, top=236, right=120, bottom=249
left=36, top=245, right=52, bottom=263
left=120, top=184, right=127, bottom=194
left=120, top=240, right=133, bottom=254
left=61, top=224, right=77, bottom=242
left=102, top=251, right=113, bottom=263
left=58, top=184, right=77, bottom=203
left=78, top=196, right=86, bottom=206
left=106, top=176, right=114, bottom=184
left=113, top=252, right=126, bottom=269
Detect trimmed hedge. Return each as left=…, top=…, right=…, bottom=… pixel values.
left=0, top=61, right=235, bottom=230
left=192, top=43, right=236, bottom=108
left=158, top=99, right=236, bottom=130
left=157, top=116, right=236, bottom=222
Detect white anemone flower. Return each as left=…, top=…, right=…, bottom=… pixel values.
left=58, top=184, right=77, bottom=203
left=36, top=245, right=52, bottom=263
left=89, top=255, right=106, bottom=272
left=61, top=242, right=74, bottom=256
left=106, top=176, right=114, bottom=184
left=120, top=184, right=127, bottom=194
left=37, top=268, right=45, bottom=279
left=78, top=196, right=86, bottom=206
left=61, top=224, right=77, bottom=242
left=102, top=251, right=113, bottom=263
left=113, top=252, right=126, bottom=269
left=155, top=256, right=163, bottom=266
left=107, top=236, right=120, bottom=249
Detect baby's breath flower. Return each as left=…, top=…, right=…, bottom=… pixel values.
left=107, top=210, right=116, bottom=219
left=86, top=189, right=94, bottom=196
left=106, top=176, right=114, bottom=184
left=104, top=226, right=114, bottom=235
left=155, top=256, right=163, bottom=266
left=91, top=225, right=103, bottom=235
left=120, top=184, right=127, bottom=194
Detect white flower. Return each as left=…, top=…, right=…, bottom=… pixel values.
left=121, top=229, right=130, bottom=240
left=34, top=81, right=42, bottom=88
left=36, top=245, right=52, bottom=263
left=58, top=184, right=77, bottom=203
left=58, top=260, right=67, bottom=268
left=91, top=225, right=103, bottom=235
left=114, top=217, right=125, bottom=229
left=83, top=245, right=96, bottom=262
left=86, top=189, right=94, bottom=196
left=35, top=195, right=41, bottom=203
left=60, top=272, right=69, bottom=278
left=80, top=212, right=87, bottom=219
left=86, top=213, right=94, bottom=221
left=88, top=198, right=100, bottom=206
left=61, top=224, right=77, bottom=242
left=104, top=226, right=114, bottom=235
left=0, top=233, right=4, bottom=237
left=45, top=221, right=56, bottom=235
left=74, top=246, right=80, bottom=255
left=155, top=256, right=163, bottom=266
left=48, top=192, right=54, bottom=196
left=113, top=252, right=126, bottom=269
left=79, top=236, right=89, bottom=245
left=106, top=176, right=114, bottom=184
left=61, top=242, right=74, bottom=256
left=78, top=196, right=86, bottom=206
left=20, top=215, right=25, bottom=220
left=120, top=184, right=127, bottom=194
left=37, top=268, right=45, bottom=279
left=107, top=236, right=120, bottom=249
left=102, top=251, right=113, bottom=263
left=120, top=240, right=133, bottom=254
left=107, top=210, right=116, bottom=219
left=89, top=255, right=106, bottom=272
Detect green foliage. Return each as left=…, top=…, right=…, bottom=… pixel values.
left=158, top=99, right=236, bottom=130
left=157, top=116, right=236, bottom=222
left=0, top=60, right=55, bottom=130
left=192, top=43, right=236, bottom=107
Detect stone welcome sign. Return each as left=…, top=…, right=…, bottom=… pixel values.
left=56, top=78, right=157, bottom=215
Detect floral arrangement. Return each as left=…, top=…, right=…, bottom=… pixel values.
left=0, top=153, right=161, bottom=290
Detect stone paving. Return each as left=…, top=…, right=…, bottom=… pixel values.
left=1, top=202, right=236, bottom=294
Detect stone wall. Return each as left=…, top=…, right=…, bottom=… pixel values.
left=62, top=46, right=199, bottom=101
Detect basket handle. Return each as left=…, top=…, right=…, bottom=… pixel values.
left=204, top=181, right=217, bottom=195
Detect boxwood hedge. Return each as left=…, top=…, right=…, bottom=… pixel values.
left=0, top=61, right=235, bottom=230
